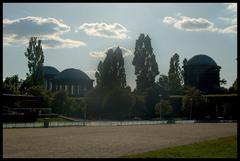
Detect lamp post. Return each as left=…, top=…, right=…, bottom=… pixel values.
left=159, top=94, right=162, bottom=120
left=190, top=97, right=193, bottom=120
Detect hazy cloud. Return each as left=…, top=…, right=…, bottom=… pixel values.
left=89, top=46, right=132, bottom=58
left=226, top=3, right=237, bottom=13
left=78, top=22, right=130, bottom=39
left=163, top=16, right=177, bottom=24
left=163, top=15, right=236, bottom=34
left=41, top=37, right=87, bottom=49
left=220, top=25, right=237, bottom=34
left=164, top=16, right=218, bottom=32
left=3, top=16, right=86, bottom=48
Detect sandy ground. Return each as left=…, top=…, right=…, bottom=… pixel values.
left=3, top=123, right=237, bottom=158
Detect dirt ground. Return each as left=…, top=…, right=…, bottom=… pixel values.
left=3, top=123, right=237, bottom=158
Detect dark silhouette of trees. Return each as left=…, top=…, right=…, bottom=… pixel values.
left=86, top=47, right=132, bottom=120
left=23, top=37, right=44, bottom=90
left=157, top=53, right=184, bottom=96
left=181, top=86, right=208, bottom=120
left=155, top=100, right=173, bottom=120
left=132, top=34, right=159, bottom=94
left=95, top=47, right=126, bottom=88
left=3, top=75, right=21, bottom=94
left=168, top=53, right=183, bottom=94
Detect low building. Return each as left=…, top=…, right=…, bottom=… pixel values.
left=43, top=66, right=94, bottom=97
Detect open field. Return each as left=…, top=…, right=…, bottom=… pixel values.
left=126, top=135, right=237, bottom=158
left=3, top=123, right=237, bottom=158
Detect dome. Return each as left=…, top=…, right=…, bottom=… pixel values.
left=54, top=68, right=91, bottom=81
left=187, top=54, right=217, bottom=66
left=43, top=66, right=59, bottom=76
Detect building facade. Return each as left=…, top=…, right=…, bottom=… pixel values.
left=43, top=66, right=94, bottom=97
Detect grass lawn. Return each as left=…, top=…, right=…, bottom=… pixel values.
left=125, top=135, right=237, bottom=158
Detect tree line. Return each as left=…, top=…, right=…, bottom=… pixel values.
left=3, top=34, right=237, bottom=121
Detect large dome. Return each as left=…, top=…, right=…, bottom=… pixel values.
left=187, top=54, right=217, bottom=66
left=54, top=68, right=91, bottom=81
left=43, top=66, right=59, bottom=76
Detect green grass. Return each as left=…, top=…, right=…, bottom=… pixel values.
left=124, top=135, right=237, bottom=158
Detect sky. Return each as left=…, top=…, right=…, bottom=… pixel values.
left=3, top=3, right=237, bottom=90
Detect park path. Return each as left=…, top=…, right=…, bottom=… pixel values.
left=3, top=123, right=237, bottom=158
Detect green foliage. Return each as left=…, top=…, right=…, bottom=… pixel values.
left=129, top=95, right=146, bottom=119
left=3, top=75, right=21, bottom=94
left=229, top=78, right=237, bottom=93
left=51, top=90, right=71, bottom=115
left=168, top=53, right=183, bottom=94
left=95, top=47, right=126, bottom=88
left=144, top=86, right=160, bottom=119
left=157, top=53, right=184, bottom=96
left=24, top=37, right=44, bottom=87
left=222, top=103, right=233, bottom=119
left=132, top=34, right=159, bottom=93
left=27, top=85, right=53, bottom=109
left=155, top=100, right=173, bottom=119
left=102, top=87, right=132, bottom=120
left=85, top=87, right=106, bottom=119
left=181, top=86, right=208, bottom=119
left=158, top=74, right=170, bottom=96
left=50, top=90, right=85, bottom=117
left=85, top=86, right=133, bottom=120
left=125, top=135, right=237, bottom=158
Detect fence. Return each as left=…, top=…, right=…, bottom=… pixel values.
left=2, top=120, right=199, bottom=129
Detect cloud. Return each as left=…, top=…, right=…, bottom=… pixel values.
left=220, top=25, right=237, bottom=34
left=3, top=16, right=70, bottom=37
left=173, top=16, right=218, bottom=32
left=89, top=51, right=106, bottom=58
left=163, top=16, right=177, bottom=24
left=3, top=16, right=86, bottom=48
left=226, top=3, right=237, bottom=13
left=163, top=15, right=236, bottom=34
left=41, top=37, right=87, bottom=49
left=89, top=46, right=132, bottom=58
left=77, top=22, right=130, bottom=39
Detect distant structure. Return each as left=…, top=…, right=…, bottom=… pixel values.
left=43, top=66, right=94, bottom=97
left=183, top=54, right=221, bottom=93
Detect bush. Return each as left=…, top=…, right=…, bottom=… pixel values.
left=155, top=100, right=173, bottom=120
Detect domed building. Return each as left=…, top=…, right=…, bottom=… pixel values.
left=183, top=54, right=221, bottom=93
left=43, top=66, right=59, bottom=91
left=43, top=66, right=94, bottom=97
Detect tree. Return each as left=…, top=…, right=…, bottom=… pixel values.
left=3, top=75, right=21, bottom=94
left=52, top=90, right=71, bottom=115
left=144, top=86, right=160, bottom=119
left=181, top=86, right=208, bottom=119
left=132, top=34, right=159, bottom=93
left=101, top=87, right=132, bottom=120
left=158, top=74, right=170, bottom=97
left=95, top=47, right=126, bottom=88
left=24, top=37, right=44, bottom=87
left=130, top=95, right=146, bottom=119
left=155, top=100, right=173, bottom=120
left=168, top=53, right=183, bottom=94
left=27, top=85, right=53, bottom=109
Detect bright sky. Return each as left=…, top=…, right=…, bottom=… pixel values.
left=3, top=3, right=237, bottom=90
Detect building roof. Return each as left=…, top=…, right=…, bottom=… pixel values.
left=54, top=68, right=91, bottom=81
left=43, top=66, right=59, bottom=76
left=186, top=54, right=218, bottom=66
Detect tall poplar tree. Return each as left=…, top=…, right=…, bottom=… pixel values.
left=132, top=34, right=159, bottom=93
left=24, top=37, right=44, bottom=87
left=95, top=47, right=126, bottom=88
left=168, top=53, right=183, bottom=94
